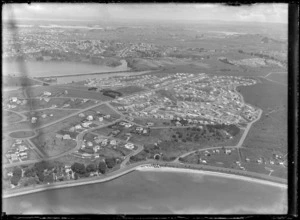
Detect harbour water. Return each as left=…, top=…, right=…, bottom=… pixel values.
left=2, top=170, right=287, bottom=214
left=2, top=60, right=129, bottom=78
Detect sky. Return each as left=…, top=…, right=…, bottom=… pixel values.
left=2, top=3, right=288, bottom=24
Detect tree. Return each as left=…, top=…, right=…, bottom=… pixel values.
left=44, top=174, right=54, bottom=184
left=71, top=162, right=86, bottom=174
left=105, top=158, right=116, bottom=169
left=98, top=161, right=107, bottom=174
left=24, top=167, right=35, bottom=177
left=13, top=167, right=22, bottom=178
left=86, top=163, right=97, bottom=173
left=11, top=175, right=21, bottom=186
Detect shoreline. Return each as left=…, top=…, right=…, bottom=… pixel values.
left=137, top=166, right=287, bottom=189
left=3, top=164, right=287, bottom=199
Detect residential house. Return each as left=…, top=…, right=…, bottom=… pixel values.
left=10, top=97, right=18, bottom=102
left=87, top=115, right=94, bottom=121
left=87, top=141, right=93, bottom=147
left=78, top=113, right=85, bottom=117
left=99, top=117, right=104, bottom=122
left=63, top=134, right=71, bottom=140
left=31, top=117, right=37, bottom=123
left=125, top=143, right=134, bottom=150
left=110, top=139, right=117, bottom=146
left=43, top=91, right=52, bottom=96
left=75, top=124, right=82, bottom=130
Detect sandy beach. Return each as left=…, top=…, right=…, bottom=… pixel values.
left=136, top=166, right=288, bottom=189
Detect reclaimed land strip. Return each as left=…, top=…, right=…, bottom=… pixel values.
left=36, top=70, right=152, bottom=79
left=3, top=160, right=286, bottom=199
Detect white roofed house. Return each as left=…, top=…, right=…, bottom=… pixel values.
left=87, top=115, right=94, bottom=121
left=31, top=117, right=37, bottom=124
left=10, top=97, right=18, bottom=102
left=63, top=134, right=71, bottom=140
left=43, top=91, right=52, bottom=96
left=75, top=124, right=83, bottom=130
left=110, top=139, right=117, bottom=146
left=124, top=143, right=134, bottom=150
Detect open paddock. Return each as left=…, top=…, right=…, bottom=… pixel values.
left=25, top=85, right=113, bottom=101
left=3, top=111, right=24, bottom=124
left=31, top=130, right=77, bottom=158
left=24, top=109, right=78, bottom=127
left=181, top=148, right=240, bottom=169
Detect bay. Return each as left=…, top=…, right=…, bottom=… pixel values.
left=2, top=170, right=287, bottom=214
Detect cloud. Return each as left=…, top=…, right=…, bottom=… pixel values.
left=2, top=3, right=288, bottom=23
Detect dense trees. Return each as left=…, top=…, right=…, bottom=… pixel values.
left=86, top=163, right=97, bottom=173
left=98, top=161, right=107, bottom=174
left=10, top=167, right=23, bottom=186
left=71, top=163, right=86, bottom=174
left=105, top=158, right=116, bottom=169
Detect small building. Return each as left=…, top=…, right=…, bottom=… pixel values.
left=41, top=114, right=47, bottom=119
left=63, top=134, right=71, bottom=140
left=31, top=117, right=37, bottom=123
left=10, top=97, right=18, bottom=102
left=75, top=124, right=82, bottom=130
left=82, top=122, right=92, bottom=128
left=87, top=141, right=93, bottom=147
left=15, top=139, right=22, bottom=145
left=43, top=91, right=52, bottom=96
left=125, top=143, right=134, bottom=150
left=110, top=139, right=117, bottom=146
left=87, top=115, right=94, bottom=121
left=104, top=115, right=111, bottom=119
left=146, top=122, right=154, bottom=127
left=78, top=113, right=85, bottom=118
left=99, top=117, right=104, bottom=122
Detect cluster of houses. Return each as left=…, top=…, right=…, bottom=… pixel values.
left=4, top=96, right=27, bottom=109
left=111, top=73, right=258, bottom=126
left=5, top=139, right=29, bottom=163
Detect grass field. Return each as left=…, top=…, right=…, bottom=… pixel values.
left=31, top=130, right=77, bottom=157
left=181, top=148, right=240, bottom=169
left=25, top=85, right=113, bottom=101
left=3, top=111, right=23, bottom=124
